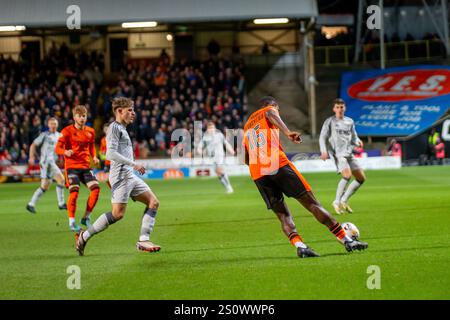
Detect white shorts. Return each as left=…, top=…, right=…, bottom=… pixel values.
left=110, top=173, right=151, bottom=204
left=212, top=155, right=226, bottom=169
left=40, top=162, right=62, bottom=180
left=333, top=155, right=361, bottom=173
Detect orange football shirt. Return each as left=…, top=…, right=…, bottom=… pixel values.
left=243, top=106, right=290, bottom=180
left=55, top=125, right=96, bottom=169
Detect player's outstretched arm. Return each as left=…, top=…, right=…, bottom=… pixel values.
left=106, top=127, right=145, bottom=174
left=265, top=108, right=301, bottom=143
left=106, top=143, right=146, bottom=174
left=29, top=133, right=44, bottom=164
left=224, top=136, right=235, bottom=156
left=89, top=132, right=100, bottom=165
left=28, top=143, right=37, bottom=165
left=350, top=121, right=362, bottom=147
left=319, top=118, right=331, bottom=160
left=55, top=132, right=73, bottom=157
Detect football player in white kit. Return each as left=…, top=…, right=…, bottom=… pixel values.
left=26, top=117, right=66, bottom=213
left=76, top=97, right=161, bottom=256
left=198, top=121, right=235, bottom=194
left=319, top=98, right=366, bottom=214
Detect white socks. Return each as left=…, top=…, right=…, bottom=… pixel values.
left=335, top=178, right=349, bottom=203
left=83, top=212, right=117, bottom=242
left=139, top=208, right=157, bottom=242
left=29, top=187, right=45, bottom=206
left=341, top=180, right=363, bottom=203
left=56, top=184, right=65, bottom=206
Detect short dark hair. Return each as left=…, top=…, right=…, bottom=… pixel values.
left=112, top=97, right=133, bottom=113
left=260, top=96, right=278, bottom=107
left=333, top=98, right=345, bottom=106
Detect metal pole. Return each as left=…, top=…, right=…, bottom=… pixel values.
left=307, top=31, right=317, bottom=138
left=380, top=0, right=385, bottom=69
left=354, top=0, right=364, bottom=63
left=302, top=23, right=308, bottom=92
left=441, top=0, right=450, bottom=56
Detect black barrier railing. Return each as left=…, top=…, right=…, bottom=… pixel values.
left=315, top=39, right=447, bottom=66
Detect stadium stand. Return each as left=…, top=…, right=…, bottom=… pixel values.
left=104, top=55, right=247, bottom=157
left=0, top=44, right=247, bottom=162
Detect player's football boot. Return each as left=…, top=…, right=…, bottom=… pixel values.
left=70, top=221, right=81, bottom=233
left=332, top=201, right=343, bottom=215
left=226, top=186, right=234, bottom=194
left=80, top=217, right=92, bottom=229
left=340, top=202, right=353, bottom=213
left=75, top=230, right=87, bottom=256
left=297, top=246, right=320, bottom=258
left=26, top=204, right=36, bottom=214
left=344, top=239, right=368, bottom=252
left=58, top=203, right=67, bottom=210
left=136, top=241, right=161, bottom=253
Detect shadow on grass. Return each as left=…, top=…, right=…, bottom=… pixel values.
left=156, top=215, right=315, bottom=228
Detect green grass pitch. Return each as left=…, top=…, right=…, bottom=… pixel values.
left=0, top=166, right=449, bottom=299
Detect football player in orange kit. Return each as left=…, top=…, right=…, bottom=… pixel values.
left=243, top=96, right=368, bottom=258
left=55, top=105, right=100, bottom=232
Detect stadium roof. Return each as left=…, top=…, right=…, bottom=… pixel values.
left=0, top=0, right=318, bottom=27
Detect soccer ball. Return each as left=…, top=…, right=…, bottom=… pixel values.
left=342, top=222, right=360, bottom=240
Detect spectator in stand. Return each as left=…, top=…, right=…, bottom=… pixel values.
left=0, top=146, right=12, bottom=166
left=207, top=39, right=221, bottom=58
left=8, top=141, right=21, bottom=163
left=0, top=45, right=103, bottom=164
left=434, top=138, right=445, bottom=165
left=108, top=56, right=247, bottom=157
left=386, top=138, right=402, bottom=157
left=1, top=43, right=246, bottom=162
left=427, top=128, right=440, bottom=164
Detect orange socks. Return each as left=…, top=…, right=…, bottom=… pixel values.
left=68, top=189, right=79, bottom=219
left=329, top=222, right=348, bottom=243
left=86, top=186, right=100, bottom=214
left=288, top=232, right=303, bottom=246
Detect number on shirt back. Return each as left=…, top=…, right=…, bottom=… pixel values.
left=247, top=124, right=267, bottom=150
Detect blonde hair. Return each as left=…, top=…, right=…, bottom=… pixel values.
left=73, top=105, right=88, bottom=115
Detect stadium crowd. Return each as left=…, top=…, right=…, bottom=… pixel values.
left=101, top=53, right=247, bottom=158
left=0, top=43, right=103, bottom=165
left=0, top=43, right=247, bottom=164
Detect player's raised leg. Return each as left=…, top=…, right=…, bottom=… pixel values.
left=216, top=166, right=233, bottom=194
left=81, top=180, right=100, bottom=228
left=271, top=199, right=319, bottom=258
left=133, top=188, right=161, bottom=252
left=67, top=178, right=81, bottom=232
left=27, top=178, right=51, bottom=213
left=340, top=168, right=366, bottom=213
left=76, top=203, right=123, bottom=256
left=254, top=173, right=319, bottom=258
left=295, top=191, right=368, bottom=252
left=53, top=169, right=67, bottom=210
left=334, top=166, right=352, bottom=214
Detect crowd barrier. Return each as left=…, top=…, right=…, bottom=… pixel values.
left=0, top=156, right=401, bottom=183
